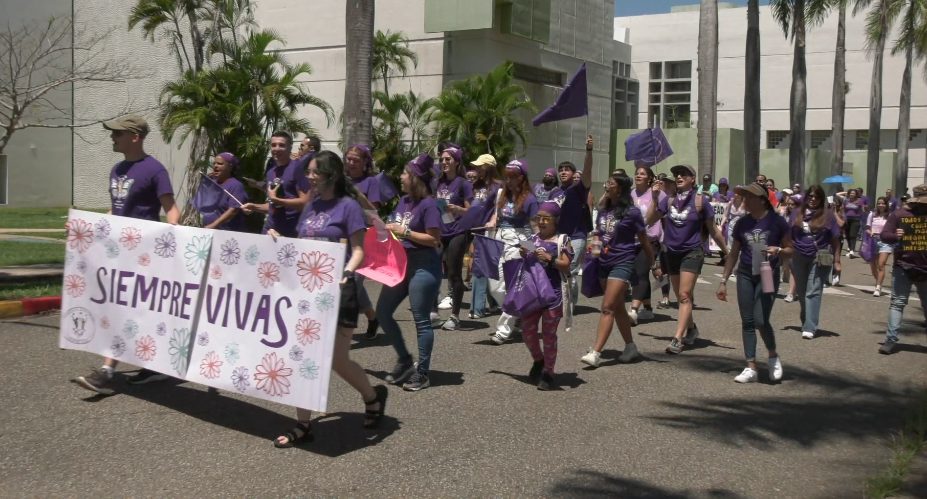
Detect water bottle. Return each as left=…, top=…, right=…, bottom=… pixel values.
left=760, top=260, right=775, bottom=294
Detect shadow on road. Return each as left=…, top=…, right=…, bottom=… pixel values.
left=488, top=369, right=586, bottom=389
left=365, top=368, right=465, bottom=388
left=636, top=332, right=736, bottom=351
left=547, top=469, right=742, bottom=498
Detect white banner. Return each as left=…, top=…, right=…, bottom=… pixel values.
left=59, top=210, right=344, bottom=411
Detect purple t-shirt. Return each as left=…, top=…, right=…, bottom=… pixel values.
left=533, top=183, right=556, bottom=204
left=435, top=176, right=473, bottom=209
left=109, top=155, right=174, bottom=221
left=596, top=206, right=646, bottom=267
left=843, top=199, right=863, bottom=219
left=551, top=181, right=589, bottom=239
left=790, top=209, right=841, bottom=258
left=200, top=177, right=249, bottom=231
left=657, top=191, right=711, bottom=252
left=732, top=212, right=790, bottom=271
left=531, top=233, right=574, bottom=307
left=297, top=196, right=366, bottom=242
left=632, top=188, right=665, bottom=242
left=713, top=191, right=733, bottom=203
left=264, top=156, right=311, bottom=236
left=470, top=182, right=501, bottom=228
left=390, top=196, right=442, bottom=250
left=498, top=193, right=539, bottom=229
left=351, top=175, right=381, bottom=206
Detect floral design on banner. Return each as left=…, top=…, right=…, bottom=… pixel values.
left=220, top=238, right=240, bottom=265
left=200, top=351, right=222, bottom=379
left=231, top=366, right=250, bottom=392
left=154, top=232, right=176, bottom=258
left=168, top=327, right=192, bottom=375
left=197, top=331, right=209, bottom=347
left=93, top=219, right=111, bottom=240
left=122, top=319, right=139, bottom=339
left=66, top=219, right=94, bottom=253
left=104, top=239, right=120, bottom=258
left=110, top=335, right=126, bottom=358
left=277, top=243, right=298, bottom=268
left=299, top=359, right=319, bottom=380
left=75, top=260, right=87, bottom=273
left=244, top=245, right=260, bottom=265
left=119, top=226, right=142, bottom=250
left=224, top=343, right=240, bottom=364
left=155, top=321, right=167, bottom=336
left=289, top=344, right=304, bottom=362
left=209, top=265, right=223, bottom=280
left=298, top=300, right=311, bottom=315
left=315, top=292, right=334, bottom=312
left=135, top=335, right=157, bottom=361
left=257, top=261, right=280, bottom=288
left=100, top=316, right=110, bottom=330
left=64, top=274, right=86, bottom=298
left=138, top=253, right=151, bottom=267
left=253, top=352, right=292, bottom=397
left=295, top=318, right=321, bottom=346
left=184, top=234, right=212, bottom=276
left=296, top=251, right=335, bottom=292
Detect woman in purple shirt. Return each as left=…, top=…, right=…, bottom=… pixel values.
left=198, top=152, right=249, bottom=231
left=836, top=188, right=864, bottom=258
left=377, top=153, right=443, bottom=392
left=791, top=185, right=843, bottom=339
left=580, top=172, right=653, bottom=368
left=270, top=151, right=386, bottom=448
left=646, top=164, right=728, bottom=355
left=717, top=183, right=792, bottom=383
left=628, top=165, right=664, bottom=325
left=435, top=146, right=473, bottom=331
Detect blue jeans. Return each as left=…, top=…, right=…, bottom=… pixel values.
left=736, top=266, right=778, bottom=361
left=470, top=276, right=497, bottom=316
left=376, top=248, right=441, bottom=374
left=885, top=266, right=927, bottom=343
left=791, top=253, right=829, bottom=333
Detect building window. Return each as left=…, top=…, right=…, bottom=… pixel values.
left=810, top=130, right=831, bottom=149
left=854, top=130, right=869, bottom=150
left=648, top=60, right=692, bottom=128
left=767, top=131, right=789, bottom=149
left=498, top=0, right=551, bottom=44
left=512, top=62, right=563, bottom=86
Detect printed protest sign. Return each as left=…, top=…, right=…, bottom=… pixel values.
left=185, top=231, right=344, bottom=411
left=708, top=201, right=725, bottom=253
left=899, top=216, right=927, bottom=252
left=60, top=209, right=210, bottom=378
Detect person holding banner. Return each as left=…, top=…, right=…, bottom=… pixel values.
left=716, top=183, right=792, bottom=383
left=580, top=173, right=653, bottom=367
left=377, top=153, right=443, bottom=392
left=196, top=152, right=249, bottom=231
left=241, top=131, right=311, bottom=238
left=628, top=165, right=664, bottom=325
left=270, top=150, right=386, bottom=447
left=73, top=114, right=181, bottom=392
left=466, top=154, right=503, bottom=319
left=434, top=146, right=473, bottom=331
left=646, top=164, right=728, bottom=355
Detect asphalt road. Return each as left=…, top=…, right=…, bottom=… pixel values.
left=2, top=256, right=925, bottom=497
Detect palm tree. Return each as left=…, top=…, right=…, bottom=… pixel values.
left=744, top=0, right=761, bottom=182
left=128, top=0, right=205, bottom=73
left=343, top=0, right=375, bottom=148
left=697, top=0, right=719, bottom=180
left=888, top=0, right=927, bottom=187
left=856, top=0, right=891, bottom=198
left=372, top=30, right=418, bottom=99
left=829, top=0, right=849, bottom=184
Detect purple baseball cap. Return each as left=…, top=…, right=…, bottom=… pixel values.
left=719, top=177, right=729, bottom=185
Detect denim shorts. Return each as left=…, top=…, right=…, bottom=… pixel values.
left=665, top=247, right=705, bottom=275
left=599, top=261, right=636, bottom=283
left=877, top=241, right=895, bottom=253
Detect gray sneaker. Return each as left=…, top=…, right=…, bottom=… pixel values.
left=683, top=324, right=700, bottom=346
left=402, top=372, right=430, bottom=391
left=72, top=368, right=114, bottom=394
left=665, top=337, right=684, bottom=355
left=385, top=360, right=415, bottom=385
left=879, top=340, right=897, bottom=355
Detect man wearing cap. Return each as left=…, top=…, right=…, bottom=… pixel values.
left=700, top=174, right=719, bottom=197
left=534, top=168, right=559, bottom=203
left=550, top=135, right=594, bottom=305
left=73, top=115, right=180, bottom=393
left=241, top=131, right=312, bottom=237
left=877, top=183, right=927, bottom=354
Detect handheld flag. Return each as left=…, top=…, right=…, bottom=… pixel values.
left=532, top=63, right=588, bottom=126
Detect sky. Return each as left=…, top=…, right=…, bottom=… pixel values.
left=616, top=1, right=770, bottom=17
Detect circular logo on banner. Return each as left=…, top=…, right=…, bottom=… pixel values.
left=63, top=307, right=95, bottom=344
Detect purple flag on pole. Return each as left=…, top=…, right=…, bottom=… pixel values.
left=375, top=172, right=399, bottom=202
left=624, top=127, right=674, bottom=166
left=472, top=235, right=504, bottom=280
left=531, top=63, right=588, bottom=126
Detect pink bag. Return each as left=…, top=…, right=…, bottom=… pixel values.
left=357, top=229, right=408, bottom=287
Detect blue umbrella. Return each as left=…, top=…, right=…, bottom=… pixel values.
left=822, top=175, right=854, bottom=184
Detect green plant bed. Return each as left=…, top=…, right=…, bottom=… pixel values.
left=0, top=207, right=106, bottom=229
left=0, top=278, right=62, bottom=301
left=4, top=232, right=67, bottom=240
left=0, top=240, right=65, bottom=266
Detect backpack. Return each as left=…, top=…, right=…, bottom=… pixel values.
left=669, top=192, right=709, bottom=241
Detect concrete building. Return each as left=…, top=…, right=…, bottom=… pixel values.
left=615, top=3, right=927, bottom=193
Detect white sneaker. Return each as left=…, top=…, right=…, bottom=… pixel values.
left=637, top=308, right=654, bottom=321
left=628, top=308, right=638, bottom=326
left=769, top=356, right=783, bottom=382
left=802, top=331, right=814, bottom=339
left=490, top=330, right=510, bottom=345
left=619, top=343, right=641, bottom=363
left=832, top=274, right=840, bottom=286
left=429, top=312, right=440, bottom=322
left=441, top=315, right=459, bottom=331
left=580, top=349, right=602, bottom=367
left=784, top=293, right=794, bottom=303
left=734, top=367, right=758, bottom=383
left=873, top=286, right=881, bottom=297
left=437, top=296, right=453, bottom=310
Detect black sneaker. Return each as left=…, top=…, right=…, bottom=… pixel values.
left=402, top=372, right=430, bottom=391
left=537, top=372, right=555, bottom=391
left=364, top=319, right=380, bottom=340
left=72, top=368, right=114, bottom=394
left=385, top=360, right=415, bottom=385
left=666, top=337, right=684, bottom=355
left=879, top=340, right=897, bottom=355
left=528, top=360, right=544, bottom=383
left=126, top=368, right=170, bottom=385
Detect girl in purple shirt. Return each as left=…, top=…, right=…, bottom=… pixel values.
left=836, top=188, right=864, bottom=258
left=435, top=146, right=473, bottom=331
left=271, top=151, right=386, bottom=448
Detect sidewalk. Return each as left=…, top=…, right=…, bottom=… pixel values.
left=0, top=264, right=63, bottom=318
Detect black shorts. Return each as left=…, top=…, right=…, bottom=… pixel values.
left=665, top=247, right=705, bottom=276
left=337, top=276, right=359, bottom=328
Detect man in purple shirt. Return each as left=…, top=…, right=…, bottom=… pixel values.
left=73, top=115, right=181, bottom=393
left=242, top=131, right=312, bottom=237
left=550, top=135, right=594, bottom=306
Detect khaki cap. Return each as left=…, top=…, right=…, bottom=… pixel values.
left=103, top=115, right=149, bottom=136
left=470, top=154, right=497, bottom=167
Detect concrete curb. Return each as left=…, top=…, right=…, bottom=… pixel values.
left=0, top=296, right=61, bottom=319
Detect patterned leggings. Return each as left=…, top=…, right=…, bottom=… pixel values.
left=522, top=306, right=562, bottom=374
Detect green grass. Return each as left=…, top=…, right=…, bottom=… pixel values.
left=0, top=206, right=107, bottom=229
left=4, top=232, right=67, bottom=240
left=865, top=392, right=927, bottom=498
left=0, top=278, right=61, bottom=301
left=0, top=240, right=65, bottom=266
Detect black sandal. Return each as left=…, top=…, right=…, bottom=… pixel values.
left=273, top=421, right=313, bottom=448
left=363, top=385, right=388, bottom=429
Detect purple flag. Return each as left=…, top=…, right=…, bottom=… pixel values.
left=472, top=235, right=504, bottom=280
left=192, top=174, right=224, bottom=212
left=532, top=63, right=588, bottom=126
left=625, top=128, right=674, bottom=166
left=375, top=172, right=399, bottom=202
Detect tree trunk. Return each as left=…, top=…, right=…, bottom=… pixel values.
left=831, top=1, right=846, bottom=187
left=343, top=0, right=375, bottom=147
left=897, top=44, right=912, bottom=191
left=788, top=0, right=807, bottom=187
left=744, top=0, right=761, bottom=183
left=866, top=2, right=887, bottom=199
left=697, top=0, right=719, bottom=179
